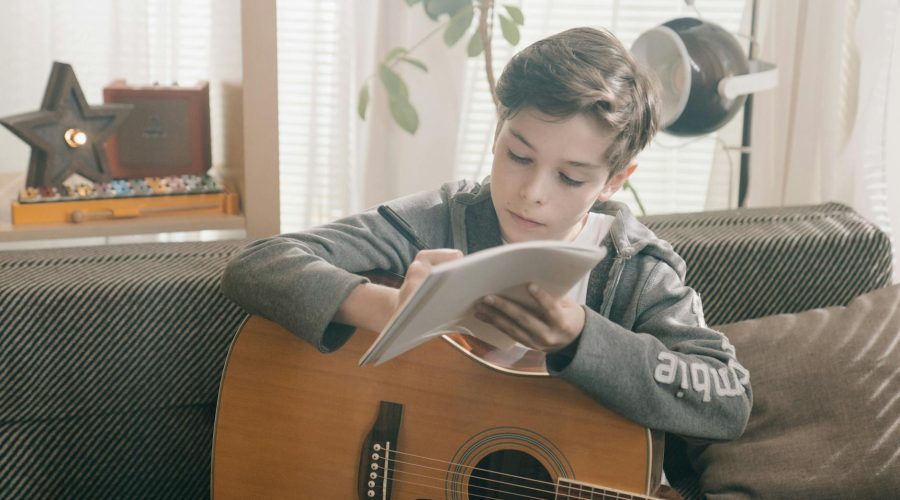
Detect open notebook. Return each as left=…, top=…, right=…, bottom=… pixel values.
left=359, top=240, right=607, bottom=366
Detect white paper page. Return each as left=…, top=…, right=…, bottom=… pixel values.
left=360, top=240, right=607, bottom=365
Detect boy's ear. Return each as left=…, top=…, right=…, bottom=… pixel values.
left=597, top=162, right=638, bottom=202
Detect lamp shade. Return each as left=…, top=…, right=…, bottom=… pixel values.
left=631, top=17, right=777, bottom=137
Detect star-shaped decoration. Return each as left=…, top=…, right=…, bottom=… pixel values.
left=0, top=61, right=132, bottom=188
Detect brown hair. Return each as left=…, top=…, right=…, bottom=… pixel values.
left=495, top=27, right=660, bottom=173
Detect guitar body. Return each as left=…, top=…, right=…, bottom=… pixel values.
left=212, top=315, right=663, bottom=499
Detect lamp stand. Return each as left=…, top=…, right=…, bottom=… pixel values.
left=738, top=0, right=759, bottom=207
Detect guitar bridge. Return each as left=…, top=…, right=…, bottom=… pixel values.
left=357, top=401, right=403, bottom=500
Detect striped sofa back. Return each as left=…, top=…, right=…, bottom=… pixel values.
left=643, top=202, right=892, bottom=326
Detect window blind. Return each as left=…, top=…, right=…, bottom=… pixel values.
left=276, top=0, right=360, bottom=232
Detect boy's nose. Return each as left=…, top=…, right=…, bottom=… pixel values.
left=520, top=174, right=549, bottom=205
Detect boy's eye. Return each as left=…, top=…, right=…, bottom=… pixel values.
left=559, top=173, right=585, bottom=187
left=506, top=149, right=531, bottom=164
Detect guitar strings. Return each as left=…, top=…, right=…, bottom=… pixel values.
left=372, top=458, right=648, bottom=500
left=382, top=450, right=648, bottom=499
left=374, top=467, right=550, bottom=500
left=375, top=462, right=554, bottom=499
left=374, top=468, right=644, bottom=500
left=386, top=448, right=650, bottom=498
left=388, top=448, right=556, bottom=487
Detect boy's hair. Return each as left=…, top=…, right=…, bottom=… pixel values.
left=495, top=27, right=660, bottom=174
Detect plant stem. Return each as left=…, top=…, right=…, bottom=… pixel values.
left=479, top=0, right=499, bottom=110
left=361, top=11, right=456, bottom=86
left=405, top=11, right=457, bottom=55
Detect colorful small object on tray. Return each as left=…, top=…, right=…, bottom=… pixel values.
left=17, top=174, right=223, bottom=204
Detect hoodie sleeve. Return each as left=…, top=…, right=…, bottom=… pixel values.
left=220, top=185, right=459, bottom=352
left=548, top=259, right=752, bottom=443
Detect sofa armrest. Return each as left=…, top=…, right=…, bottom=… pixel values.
left=0, top=240, right=248, bottom=497
left=641, top=202, right=893, bottom=325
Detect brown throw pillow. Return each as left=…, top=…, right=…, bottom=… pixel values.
left=688, top=284, right=900, bottom=498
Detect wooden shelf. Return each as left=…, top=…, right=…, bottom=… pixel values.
left=0, top=213, right=246, bottom=242
left=0, top=172, right=247, bottom=244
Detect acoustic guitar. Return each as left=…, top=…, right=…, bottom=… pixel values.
left=212, top=311, right=666, bottom=499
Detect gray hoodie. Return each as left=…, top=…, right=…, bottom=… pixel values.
left=221, top=179, right=752, bottom=442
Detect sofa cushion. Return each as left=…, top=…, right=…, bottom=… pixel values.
left=688, top=284, right=900, bottom=498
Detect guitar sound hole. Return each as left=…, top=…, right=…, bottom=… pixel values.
left=468, top=449, right=554, bottom=499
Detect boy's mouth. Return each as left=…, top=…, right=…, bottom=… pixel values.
left=508, top=210, right=543, bottom=227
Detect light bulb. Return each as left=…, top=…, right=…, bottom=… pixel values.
left=64, top=128, right=88, bottom=148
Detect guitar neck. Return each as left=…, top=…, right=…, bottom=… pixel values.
left=557, top=478, right=658, bottom=499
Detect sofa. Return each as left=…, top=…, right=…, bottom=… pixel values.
left=0, top=202, right=895, bottom=498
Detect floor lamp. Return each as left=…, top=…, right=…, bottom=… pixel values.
left=630, top=3, right=775, bottom=208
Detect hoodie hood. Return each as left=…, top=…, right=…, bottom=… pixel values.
left=593, top=199, right=687, bottom=280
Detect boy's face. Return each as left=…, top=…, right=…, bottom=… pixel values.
left=490, top=107, right=635, bottom=243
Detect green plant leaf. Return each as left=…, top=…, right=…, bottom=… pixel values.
left=357, top=83, right=369, bottom=120
left=503, top=4, right=524, bottom=25
left=401, top=57, right=428, bottom=72
left=384, top=47, right=407, bottom=62
left=498, top=14, right=520, bottom=45
left=424, top=0, right=471, bottom=20
left=466, top=30, right=483, bottom=57
left=423, top=0, right=440, bottom=20
left=388, top=96, right=419, bottom=134
left=405, top=0, right=421, bottom=6
left=443, top=5, right=474, bottom=47
left=378, top=63, right=409, bottom=100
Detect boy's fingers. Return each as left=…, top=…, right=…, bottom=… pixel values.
left=481, top=295, right=546, bottom=334
left=528, top=283, right=564, bottom=323
left=406, top=249, right=462, bottom=281
left=414, top=248, right=464, bottom=266
left=405, top=259, right=430, bottom=281
left=528, top=283, right=555, bottom=309
left=476, top=303, right=531, bottom=344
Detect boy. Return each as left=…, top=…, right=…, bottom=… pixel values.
left=222, top=27, right=751, bottom=445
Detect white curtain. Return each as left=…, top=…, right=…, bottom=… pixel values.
left=360, top=4, right=470, bottom=208
left=749, top=0, right=900, bottom=282
left=889, top=11, right=900, bottom=283
left=276, top=0, right=468, bottom=231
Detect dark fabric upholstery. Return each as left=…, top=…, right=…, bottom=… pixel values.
left=643, top=202, right=892, bottom=325
left=693, top=284, right=900, bottom=497
left=0, top=241, right=247, bottom=499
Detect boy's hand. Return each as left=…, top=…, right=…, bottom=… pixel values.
left=336, top=249, right=463, bottom=333
left=394, top=249, right=464, bottom=312
left=473, top=283, right=585, bottom=353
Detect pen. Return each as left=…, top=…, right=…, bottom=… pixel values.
left=377, top=205, right=430, bottom=251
